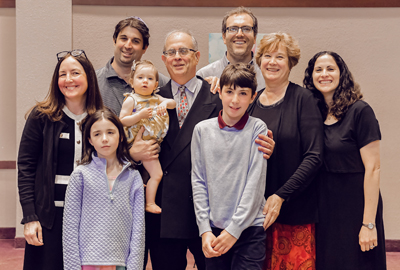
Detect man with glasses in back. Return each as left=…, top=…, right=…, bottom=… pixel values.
left=197, top=6, right=265, bottom=92
left=197, top=6, right=274, bottom=162
left=144, top=29, right=222, bottom=270
left=96, top=16, right=169, bottom=117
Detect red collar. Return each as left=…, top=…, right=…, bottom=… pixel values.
left=218, top=110, right=249, bottom=130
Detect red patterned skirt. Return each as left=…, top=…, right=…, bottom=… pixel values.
left=263, top=223, right=316, bottom=270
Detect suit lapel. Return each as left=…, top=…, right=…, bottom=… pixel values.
left=161, top=78, right=218, bottom=169
left=159, top=81, right=179, bottom=149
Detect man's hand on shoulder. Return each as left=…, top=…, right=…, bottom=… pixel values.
left=204, top=76, right=220, bottom=94
left=256, top=129, right=275, bottom=160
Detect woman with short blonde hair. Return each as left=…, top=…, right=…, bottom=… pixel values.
left=249, top=32, right=323, bottom=269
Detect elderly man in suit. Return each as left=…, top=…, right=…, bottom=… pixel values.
left=137, top=28, right=274, bottom=270
left=144, top=29, right=221, bottom=270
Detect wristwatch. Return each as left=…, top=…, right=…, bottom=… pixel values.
left=362, top=223, right=375, bottom=230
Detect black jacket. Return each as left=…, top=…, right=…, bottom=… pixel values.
left=18, top=108, right=66, bottom=229
left=248, top=82, right=324, bottom=225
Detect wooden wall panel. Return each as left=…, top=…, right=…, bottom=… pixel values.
left=0, top=0, right=15, bottom=8
left=71, top=0, right=400, bottom=7
left=2, top=0, right=400, bottom=8
left=0, top=161, right=16, bottom=169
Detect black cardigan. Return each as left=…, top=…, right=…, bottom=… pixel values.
left=18, top=108, right=66, bottom=229
left=248, top=82, right=324, bottom=225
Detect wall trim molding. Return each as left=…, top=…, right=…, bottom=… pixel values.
left=0, top=226, right=399, bottom=251
left=2, top=0, right=400, bottom=8
left=0, top=161, right=16, bottom=169
left=9, top=238, right=400, bottom=251
left=71, top=0, right=400, bottom=7
left=0, top=227, right=15, bottom=239
left=386, top=240, right=400, bottom=252
left=14, top=237, right=26, bottom=249
left=0, top=0, right=14, bottom=8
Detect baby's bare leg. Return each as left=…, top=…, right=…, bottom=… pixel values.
left=143, top=159, right=163, bottom=214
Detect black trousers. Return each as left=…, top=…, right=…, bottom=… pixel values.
left=205, top=226, right=266, bottom=270
left=148, top=237, right=205, bottom=270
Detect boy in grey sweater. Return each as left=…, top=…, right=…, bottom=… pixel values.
left=191, top=63, right=267, bottom=269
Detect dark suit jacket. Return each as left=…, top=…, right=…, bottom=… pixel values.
left=146, top=76, right=223, bottom=241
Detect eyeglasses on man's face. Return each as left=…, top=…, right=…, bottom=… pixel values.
left=163, top=47, right=197, bottom=58
left=225, top=26, right=254, bottom=34
left=57, top=49, right=87, bottom=61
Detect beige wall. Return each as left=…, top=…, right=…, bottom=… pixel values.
left=74, top=6, right=400, bottom=239
left=0, top=8, right=16, bottom=161
left=0, top=8, right=16, bottom=228
left=3, top=5, right=399, bottom=239
left=0, top=170, right=16, bottom=227
left=14, top=0, right=72, bottom=238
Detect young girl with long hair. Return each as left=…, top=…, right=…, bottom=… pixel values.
left=63, top=108, right=145, bottom=270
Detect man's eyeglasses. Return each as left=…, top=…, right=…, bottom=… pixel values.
left=163, top=47, right=197, bottom=58
left=57, top=49, right=87, bottom=61
left=225, top=26, right=254, bottom=34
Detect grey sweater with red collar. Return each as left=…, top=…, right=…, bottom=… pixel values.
left=191, top=115, right=267, bottom=239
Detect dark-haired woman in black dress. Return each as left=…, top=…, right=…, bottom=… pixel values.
left=304, top=51, right=386, bottom=270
